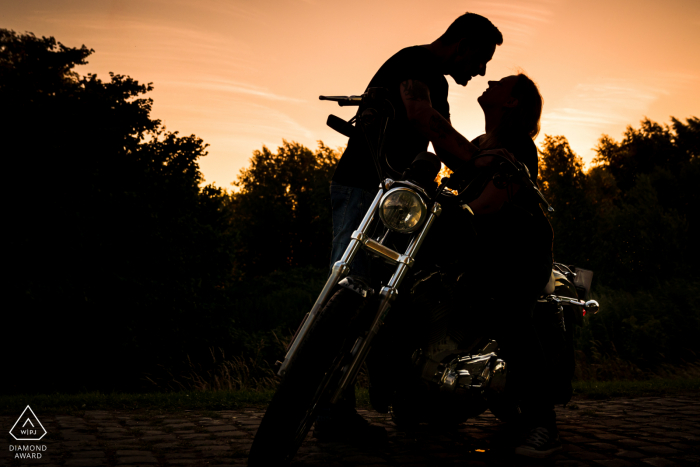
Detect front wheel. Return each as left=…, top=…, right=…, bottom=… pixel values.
left=248, top=288, right=370, bottom=466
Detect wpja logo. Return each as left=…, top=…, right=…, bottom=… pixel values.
left=9, top=405, right=47, bottom=441
left=8, top=406, right=48, bottom=460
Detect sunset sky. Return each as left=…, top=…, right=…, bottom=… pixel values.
left=5, top=0, right=700, bottom=189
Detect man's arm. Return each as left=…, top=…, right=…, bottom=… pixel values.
left=432, top=119, right=474, bottom=172
left=400, top=79, right=479, bottom=164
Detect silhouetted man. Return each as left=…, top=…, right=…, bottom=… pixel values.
left=317, top=9, right=504, bottom=439
left=328, top=13, right=502, bottom=280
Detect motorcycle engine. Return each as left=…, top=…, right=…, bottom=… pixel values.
left=391, top=271, right=509, bottom=424
left=413, top=340, right=507, bottom=395
left=410, top=269, right=507, bottom=396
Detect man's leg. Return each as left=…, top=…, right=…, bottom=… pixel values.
left=329, top=182, right=376, bottom=279
left=314, top=182, right=387, bottom=443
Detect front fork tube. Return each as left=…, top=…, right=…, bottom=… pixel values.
left=277, top=188, right=386, bottom=377
left=330, top=202, right=442, bottom=403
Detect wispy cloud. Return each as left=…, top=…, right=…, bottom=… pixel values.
left=539, top=71, right=698, bottom=163
left=166, top=79, right=304, bottom=103
left=543, top=71, right=699, bottom=132
left=542, top=81, right=662, bottom=129
left=254, top=105, right=315, bottom=141
left=471, top=0, right=555, bottom=48
left=152, top=0, right=267, bottom=23
left=26, top=8, right=254, bottom=63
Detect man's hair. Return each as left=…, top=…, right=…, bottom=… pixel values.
left=439, top=13, right=503, bottom=48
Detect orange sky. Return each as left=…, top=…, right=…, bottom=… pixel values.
left=5, top=0, right=700, bottom=188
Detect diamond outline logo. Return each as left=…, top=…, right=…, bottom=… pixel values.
left=9, top=405, right=47, bottom=441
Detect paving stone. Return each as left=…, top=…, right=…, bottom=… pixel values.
left=198, top=445, right=231, bottom=451
left=592, top=433, right=627, bottom=441
left=152, top=442, right=180, bottom=449
left=615, top=450, right=646, bottom=459
left=169, top=423, right=196, bottom=429
left=204, top=425, right=238, bottom=432
left=639, top=436, right=677, bottom=444
left=617, top=438, right=655, bottom=447
left=565, top=435, right=597, bottom=444
left=637, top=445, right=682, bottom=455
left=178, top=433, right=210, bottom=440
left=65, top=459, right=107, bottom=466
left=116, top=456, right=158, bottom=464
left=641, top=459, right=679, bottom=467
left=236, top=420, right=261, bottom=425
left=585, top=442, right=619, bottom=452
left=670, top=442, right=694, bottom=450
left=116, top=450, right=155, bottom=456
left=593, top=460, right=636, bottom=467
left=72, top=451, right=106, bottom=458
left=62, top=441, right=94, bottom=448
left=141, top=434, right=177, bottom=441
left=212, top=431, right=248, bottom=438
left=102, top=442, right=143, bottom=449
left=164, top=453, right=199, bottom=459
left=340, top=455, right=388, bottom=464
left=101, top=433, right=130, bottom=439
left=568, top=451, right=611, bottom=461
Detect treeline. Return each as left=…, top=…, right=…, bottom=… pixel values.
left=538, top=125, right=700, bottom=370
left=3, top=30, right=698, bottom=392
left=2, top=30, right=337, bottom=392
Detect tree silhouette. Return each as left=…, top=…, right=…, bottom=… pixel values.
left=228, top=140, right=340, bottom=278
left=591, top=118, right=698, bottom=286
left=2, top=29, right=235, bottom=392
left=537, top=118, right=698, bottom=289
left=538, top=135, right=595, bottom=267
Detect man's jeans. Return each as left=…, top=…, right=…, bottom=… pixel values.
left=329, top=182, right=377, bottom=280
left=318, top=182, right=378, bottom=417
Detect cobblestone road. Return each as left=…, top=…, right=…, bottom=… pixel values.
left=2, top=395, right=698, bottom=466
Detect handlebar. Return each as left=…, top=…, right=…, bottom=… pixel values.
left=319, top=95, right=363, bottom=106
left=538, top=295, right=600, bottom=314
left=451, top=152, right=554, bottom=212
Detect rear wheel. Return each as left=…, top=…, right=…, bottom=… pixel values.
left=248, top=288, right=370, bottom=466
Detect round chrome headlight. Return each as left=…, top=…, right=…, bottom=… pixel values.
left=378, top=187, right=427, bottom=233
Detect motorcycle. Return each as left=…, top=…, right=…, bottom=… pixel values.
left=247, top=88, right=600, bottom=466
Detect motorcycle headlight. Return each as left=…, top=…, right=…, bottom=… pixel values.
left=378, top=187, right=427, bottom=233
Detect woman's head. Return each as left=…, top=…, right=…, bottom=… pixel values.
left=478, top=73, right=543, bottom=140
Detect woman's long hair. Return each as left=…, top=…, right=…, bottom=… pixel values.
left=497, top=73, right=543, bottom=143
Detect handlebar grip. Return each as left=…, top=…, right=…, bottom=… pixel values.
left=319, top=95, right=363, bottom=106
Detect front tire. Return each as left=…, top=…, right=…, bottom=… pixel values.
left=248, top=288, right=369, bottom=466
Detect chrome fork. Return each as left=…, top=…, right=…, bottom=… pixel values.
left=329, top=202, right=442, bottom=403
left=277, top=186, right=385, bottom=377
left=278, top=180, right=443, bottom=406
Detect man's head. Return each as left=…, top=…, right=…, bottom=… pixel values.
left=437, top=13, right=503, bottom=86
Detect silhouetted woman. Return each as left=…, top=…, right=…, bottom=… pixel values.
left=463, top=73, right=560, bottom=458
